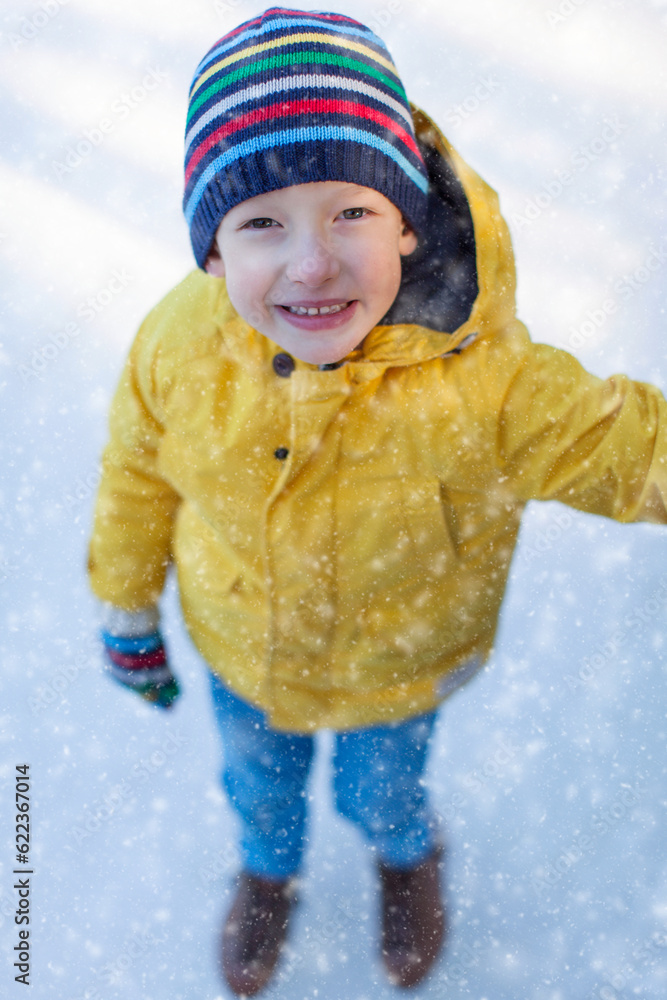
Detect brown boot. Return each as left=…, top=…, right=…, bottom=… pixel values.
left=378, top=846, right=446, bottom=988
left=221, top=871, right=297, bottom=996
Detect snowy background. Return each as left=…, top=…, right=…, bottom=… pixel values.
left=1, top=0, right=667, bottom=997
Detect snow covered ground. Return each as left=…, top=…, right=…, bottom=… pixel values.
left=1, top=0, right=667, bottom=997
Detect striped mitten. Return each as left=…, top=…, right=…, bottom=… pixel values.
left=100, top=605, right=180, bottom=709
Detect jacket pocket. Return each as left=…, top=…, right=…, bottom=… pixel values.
left=172, top=502, right=244, bottom=602
left=332, top=475, right=460, bottom=686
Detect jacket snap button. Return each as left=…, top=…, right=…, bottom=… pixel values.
left=274, top=447, right=289, bottom=460
left=273, top=353, right=295, bottom=377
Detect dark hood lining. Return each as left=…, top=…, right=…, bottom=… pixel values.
left=381, top=138, right=478, bottom=334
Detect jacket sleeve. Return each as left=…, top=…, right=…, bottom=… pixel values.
left=486, top=321, right=667, bottom=523
left=87, top=316, right=181, bottom=610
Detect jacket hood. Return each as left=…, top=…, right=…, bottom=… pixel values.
left=357, top=105, right=519, bottom=367
left=383, top=108, right=478, bottom=335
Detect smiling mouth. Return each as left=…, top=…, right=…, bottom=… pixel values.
left=282, top=301, right=352, bottom=316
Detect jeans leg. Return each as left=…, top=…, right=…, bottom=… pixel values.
left=209, top=673, right=315, bottom=879
left=332, top=711, right=439, bottom=869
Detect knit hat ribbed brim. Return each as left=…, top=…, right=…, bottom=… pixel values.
left=183, top=7, right=429, bottom=268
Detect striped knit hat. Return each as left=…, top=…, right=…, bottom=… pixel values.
left=183, top=7, right=429, bottom=268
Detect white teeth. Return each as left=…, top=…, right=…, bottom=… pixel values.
left=286, top=302, right=348, bottom=316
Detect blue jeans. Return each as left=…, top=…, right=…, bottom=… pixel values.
left=209, top=673, right=440, bottom=879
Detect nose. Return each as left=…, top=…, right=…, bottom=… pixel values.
left=284, top=233, right=340, bottom=285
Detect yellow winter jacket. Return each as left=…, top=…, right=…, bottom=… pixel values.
left=88, top=109, right=667, bottom=731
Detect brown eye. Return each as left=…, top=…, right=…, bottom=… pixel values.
left=245, top=218, right=275, bottom=229
left=341, top=207, right=366, bottom=220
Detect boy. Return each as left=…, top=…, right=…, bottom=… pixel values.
left=88, top=7, right=667, bottom=996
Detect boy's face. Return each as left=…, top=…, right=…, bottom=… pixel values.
left=206, top=181, right=417, bottom=365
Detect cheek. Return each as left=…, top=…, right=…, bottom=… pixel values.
left=222, top=269, right=245, bottom=310
left=225, top=260, right=257, bottom=305
left=353, top=241, right=400, bottom=290
left=369, top=248, right=403, bottom=306
left=224, top=264, right=273, bottom=330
